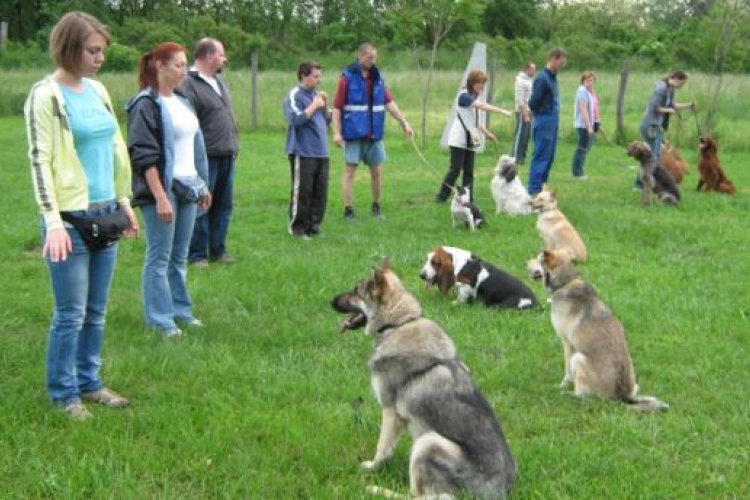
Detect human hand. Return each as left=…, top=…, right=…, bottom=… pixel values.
left=156, top=196, right=173, bottom=223
left=122, top=204, right=139, bottom=238
left=199, top=191, right=212, bottom=211
left=403, top=122, right=414, bottom=139
left=43, top=227, right=72, bottom=262
left=333, top=133, right=344, bottom=148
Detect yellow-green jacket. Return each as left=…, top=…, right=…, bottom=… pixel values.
left=24, top=76, right=131, bottom=231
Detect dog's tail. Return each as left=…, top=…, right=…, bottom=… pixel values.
left=621, top=394, right=669, bottom=412
left=367, top=485, right=454, bottom=500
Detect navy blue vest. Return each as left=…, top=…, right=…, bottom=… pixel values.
left=341, top=63, right=386, bottom=141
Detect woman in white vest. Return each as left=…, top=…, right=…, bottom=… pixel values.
left=435, top=70, right=512, bottom=203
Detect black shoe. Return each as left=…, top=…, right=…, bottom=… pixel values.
left=434, top=193, right=448, bottom=204
left=344, top=207, right=356, bottom=221
left=371, top=203, right=383, bottom=220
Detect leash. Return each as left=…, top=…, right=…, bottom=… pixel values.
left=408, top=136, right=457, bottom=192
left=597, top=127, right=626, bottom=151
left=691, top=105, right=702, bottom=137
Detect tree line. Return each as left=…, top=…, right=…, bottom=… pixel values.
left=1, top=0, right=749, bottom=73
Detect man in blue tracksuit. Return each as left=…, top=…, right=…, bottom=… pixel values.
left=527, top=48, right=567, bottom=196
left=283, top=60, right=331, bottom=238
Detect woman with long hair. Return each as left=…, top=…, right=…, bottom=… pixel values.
left=126, top=42, right=211, bottom=337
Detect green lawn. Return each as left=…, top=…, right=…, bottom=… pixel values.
left=1, top=113, right=749, bottom=499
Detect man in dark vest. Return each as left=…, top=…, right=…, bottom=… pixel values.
left=332, top=43, right=413, bottom=221
left=181, top=37, right=239, bottom=266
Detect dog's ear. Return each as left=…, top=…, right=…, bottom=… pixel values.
left=437, top=259, right=455, bottom=294
left=380, top=257, right=391, bottom=270
left=542, top=250, right=558, bottom=268
left=373, top=265, right=390, bottom=297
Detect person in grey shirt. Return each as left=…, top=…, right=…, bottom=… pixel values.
left=180, top=38, right=239, bottom=266
left=637, top=70, right=694, bottom=186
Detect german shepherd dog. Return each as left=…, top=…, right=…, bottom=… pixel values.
left=529, top=186, right=587, bottom=263
left=331, top=261, right=516, bottom=499
left=697, top=136, right=736, bottom=194
left=626, top=142, right=680, bottom=205
left=537, top=250, right=668, bottom=412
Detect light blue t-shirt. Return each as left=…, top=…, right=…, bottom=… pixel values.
left=61, top=81, right=116, bottom=203
left=573, top=85, right=593, bottom=129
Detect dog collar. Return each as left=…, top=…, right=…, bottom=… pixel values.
left=377, top=317, right=421, bottom=334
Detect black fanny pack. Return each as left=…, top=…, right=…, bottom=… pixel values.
left=172, top=175, right=208, bottom=203
left=60, top=206, right=129, bottom=251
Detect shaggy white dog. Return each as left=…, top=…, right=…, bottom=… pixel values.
left=491, top=155, right=533, bottom=215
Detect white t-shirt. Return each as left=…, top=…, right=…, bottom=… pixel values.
left=198, top=70, right=222, bottom=95
left=161, top=95, right=199, bottom=178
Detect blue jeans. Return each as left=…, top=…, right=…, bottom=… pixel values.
left=638, top=122, right=663, bottom=186
left=571, top=128, right=593, bottom=177
left=189, top=156, right=234, bottom=262
left=141, top=191, right=197, bottom=332
left=528, top=114, right=559, bottom=195
left=42, top=204, right=118, bottom=405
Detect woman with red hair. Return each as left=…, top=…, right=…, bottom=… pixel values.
left=126, top=42, right=212, bottom=337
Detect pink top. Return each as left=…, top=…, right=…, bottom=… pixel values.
left=589, top=90, right=600, bottom=123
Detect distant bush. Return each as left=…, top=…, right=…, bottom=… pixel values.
left=0, top=41, right=47, bottom=69
left=103, top=43, right=140, bottom=73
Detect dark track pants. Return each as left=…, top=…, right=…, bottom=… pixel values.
left=289, top=155, right=329, bottom=236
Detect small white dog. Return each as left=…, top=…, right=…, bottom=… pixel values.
left=450, top=186, right=485, bottom=230
left=491, top=155, right=533, bottom=215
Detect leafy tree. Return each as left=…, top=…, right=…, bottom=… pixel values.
left=387, top=0, right=484, bottom=146
left=483, top=0, right=540, bottom=39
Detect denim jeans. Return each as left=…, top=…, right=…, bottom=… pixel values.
left=141, top=191, right=197, bottom=332
left=528, top=114, right=559, bottom=195
left=637, top=122, right=663, bottom=186
left=189, top=156, right=235, bottom=262
left=42, top=203, right=118, bottom=405
left=571, top=128, right=592, bottom=177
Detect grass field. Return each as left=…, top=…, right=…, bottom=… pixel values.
left=1, top=85, right=750, bottom=499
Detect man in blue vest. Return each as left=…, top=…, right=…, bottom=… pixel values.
left=527, top=48, right=567, bottom=196
left=332, top=43, right=413, bottom=221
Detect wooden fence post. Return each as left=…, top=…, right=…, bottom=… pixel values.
left=616, top=58, right=631, bottom=144
left=250, top=50, right=258, bottom=130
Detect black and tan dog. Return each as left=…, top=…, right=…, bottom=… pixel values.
left=536, top=250, right=668, bottom=412
left=332, top=260, right=516, bottom=499
left=626, top=141, right=681, bottom=205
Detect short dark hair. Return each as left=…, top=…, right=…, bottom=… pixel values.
left=298, top=60, right=322, bottom=81
left=193, top=38, right=218, bottom=60
left=548, top=48, right=567, bottom=61
left=666, top=70, right=688, bottom=82
left=523, top=61, right=535, bottom=71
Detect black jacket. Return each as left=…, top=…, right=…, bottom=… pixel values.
left=180, top=71, right=239, bottom=157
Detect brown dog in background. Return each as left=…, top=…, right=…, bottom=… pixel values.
left=697, top=136, right=736, bottom=194
left=660, top=141, right=688, bottom=184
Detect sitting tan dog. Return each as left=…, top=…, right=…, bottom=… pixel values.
left=660, top=141, right=688, bottom=184
left=539, top=250, right=668, bottom=412
left=530, top=185, right=587, bottom=262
